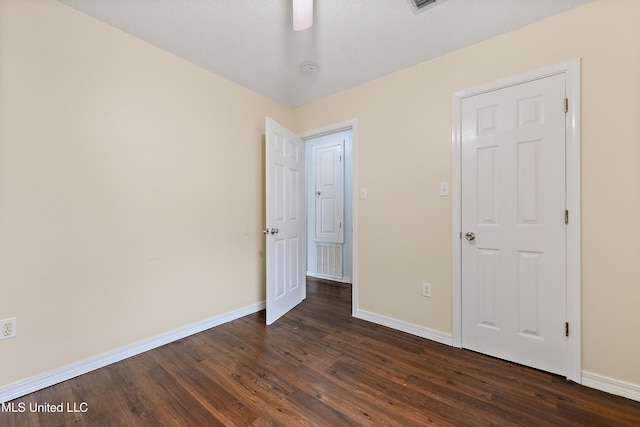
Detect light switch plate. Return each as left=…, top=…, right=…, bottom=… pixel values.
left=439, top=182, right=449, bottom=196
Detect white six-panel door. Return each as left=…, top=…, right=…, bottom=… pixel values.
left=313, top=142, right=344, bottom=243
left=461, top=74, right=567, bottom=375
left=265, top=118, right=306, bottom=325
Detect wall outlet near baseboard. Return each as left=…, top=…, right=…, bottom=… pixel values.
left=0, top=318, right=17, bottom=340
left=422, top=283, right=432, bottom=298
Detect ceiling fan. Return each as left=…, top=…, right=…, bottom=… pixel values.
left=293, top=0, right=313, bottom=31
left=292, top=0, right=448, bottom=32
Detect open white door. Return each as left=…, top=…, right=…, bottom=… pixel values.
left=265, top=118, right=306, bottom=325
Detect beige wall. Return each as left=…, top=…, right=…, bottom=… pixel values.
left=2, top=0, right=639, bottom=393
left=0, top=0, right=292, bottom=386
left=294, top=0, right=640, bottom=386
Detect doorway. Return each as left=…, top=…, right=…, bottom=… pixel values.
left=305, top=129, right=353, bottom=284
left=264, top=119, right=358, bottom=324
left=299, top=120, right=358, bottom=316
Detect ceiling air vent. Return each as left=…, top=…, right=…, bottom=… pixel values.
left=408, top=0, right=447, bottom=14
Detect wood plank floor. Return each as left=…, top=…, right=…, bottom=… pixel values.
left=2, top=277, right=640, bottom=426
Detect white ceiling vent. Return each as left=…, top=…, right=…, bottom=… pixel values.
left=408, top=0, right=448, bottom=14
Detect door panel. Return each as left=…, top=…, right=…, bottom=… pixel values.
left=461, top=74, right=567, bottom=375
left=517, top=250, right=543, bottom=337
left=517, top=140, right=542, bottom=224
left=477, top=248, right=500, bottom=329
left=265, top=118, right=305, bottom=325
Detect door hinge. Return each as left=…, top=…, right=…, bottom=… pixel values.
left=565, top=322, right=569, bottom=337
left=565, top=209, right=569, bottom=224
left=564, top=98, right=569, bottom=113
left=340, top=222, right=342, bottom=229
left=460, top=231, right=462, bottom=239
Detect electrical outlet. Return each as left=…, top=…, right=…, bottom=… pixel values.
left=0, top=318, right=17, bottom=340
left=422, top=283, right=432, bottom=298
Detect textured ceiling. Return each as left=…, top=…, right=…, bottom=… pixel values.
left=58, top=0, right=593, bottom=107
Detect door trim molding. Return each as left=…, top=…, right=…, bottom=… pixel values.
left=451, top=58, right=581, bottom=382
left=299, top=119, right=359, bottom=316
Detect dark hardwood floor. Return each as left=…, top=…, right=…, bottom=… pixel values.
left=2, top=277, right=640, bottom=426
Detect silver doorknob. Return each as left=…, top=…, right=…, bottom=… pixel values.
left=262, top=228, right=269, bottom=235
left=465, top=232, right=475, bottom=241
left=316, top=191, right=321, bottom=196
left=270, top=228, right=279, bottom=235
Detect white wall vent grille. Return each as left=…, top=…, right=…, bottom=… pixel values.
left=408, top=0, right=448, bottom=14
left=316, top=244, right=343, bottom=279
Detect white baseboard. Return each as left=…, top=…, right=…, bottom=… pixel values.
left=307, top=272, right=352, bottom=284
left=353, top=311, right=640, bottom=403
left=582, top=371, right=640, bottom=402
left=6, top=302, right=638, bottom=405
left=0, top=301, right=265, bottom=404
left=354, top=309, right=453, bottom=346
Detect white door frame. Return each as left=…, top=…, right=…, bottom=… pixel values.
left=299, top=119, right=358, bottom=316
left=451, top=59, right=582, bottom=383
